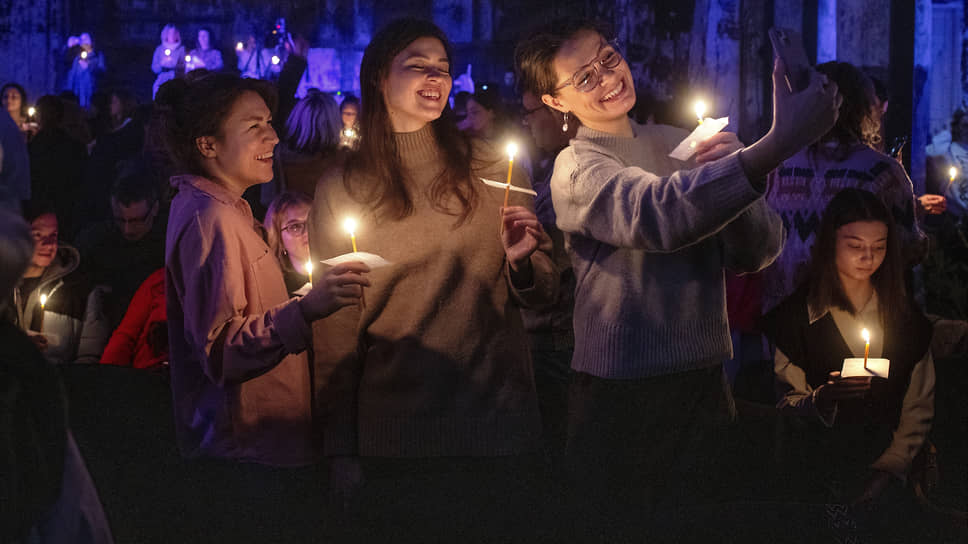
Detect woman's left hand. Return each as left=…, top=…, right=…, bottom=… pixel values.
left=501, top=206, right=547, bottom=271
left=694, top=132, right=744, bottom=164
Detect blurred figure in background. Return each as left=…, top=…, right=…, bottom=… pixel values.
left=65, top=33, right=105, bottom=109
left=28, top=95, right=87, bottom=238
left=2, top=83, right=29, bottom=134
left=264, top=191, right=313, bottom=296
left=274, top=89, right=343, bottom=197
left=187, top=28, right=224, bottom=72
left=151, top=25, right=184, bottom=99
left=339, top=94, right=360, bottom=149
left=99, top=268, right=168, bottom=369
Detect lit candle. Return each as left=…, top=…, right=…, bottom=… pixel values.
left=164, top=48, right=171, bottom=57
left=27, top=106, right=35, bottom=118
left=862, top=328, right=870, bottom=370
left=694, top=100, right=706, bottom=125
left=502, top=142, right=518, bottom=208
left=80, top=51, right=88, bottom=60
left=343, top=218, right=358, bottom=253
left=342, top=218, right=365, bottom=308
left=305, top=259, right=313, bottom=286
left=344, top=128, right=356, bottom=139
left=271, top=55, right=281, bottom=65
left=949, top=166, right=958, bottom=190
left=236, top=41, right=245, bottom=51
left=38, top=293, right=48, bottom=333
left=185, top=55, right=192, bottom=63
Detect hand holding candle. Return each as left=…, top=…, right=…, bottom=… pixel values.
left=298, top=262, right=371, bottom=319
left=841, top=328, right=890, bottom=378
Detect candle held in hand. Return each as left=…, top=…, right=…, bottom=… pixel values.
left=305, top=259, right=313, bottom=286
left=38, top=294, right=48, bottom=333
left=343, top=218, right=358, bottom=253
left=862, top=328, right=870, bottom=369
left=501, top=142, right=519, bottom=233
left=949, top=166, right=958, bottom=190
left=27, top=107, right=35, bottom=118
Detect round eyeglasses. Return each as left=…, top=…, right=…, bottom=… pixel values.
left=555, top=42, right=624, bottom=93
left=281, top=221, right=307, bottom=236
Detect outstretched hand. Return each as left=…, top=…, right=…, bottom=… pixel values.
left=694, top=132, right=744, bottom=164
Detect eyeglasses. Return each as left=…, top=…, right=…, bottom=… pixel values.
left=555, top=41, right=624, bottom=93
left=281, top=221, right=307, bottom=236
left=114, top=208, right=154, bottom=228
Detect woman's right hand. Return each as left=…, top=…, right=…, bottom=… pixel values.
left=814, top=370, right=871, bottom=413
left=298, top=262, right=370, bottom=321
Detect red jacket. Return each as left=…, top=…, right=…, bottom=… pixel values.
left=100, top=269, right=167, bottom=369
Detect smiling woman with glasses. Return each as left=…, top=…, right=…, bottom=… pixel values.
left=264, top=190, right=313, bottom=296
left=515, top=17, right=842, bottom=537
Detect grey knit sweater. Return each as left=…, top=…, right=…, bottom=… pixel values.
left=550, top=122, right=785, bottom=378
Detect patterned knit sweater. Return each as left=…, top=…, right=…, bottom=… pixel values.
left=762, top=143, right=923, bottom=311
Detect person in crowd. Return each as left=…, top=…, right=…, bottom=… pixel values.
left=515, top=86, right=580, bottom=461
left=162, top=72, right=369, bottom=466
left=55, top=91, right=93, bottom=146
left=763, top=61, right=924, bottom=312
left=99, top=268, right=167, bottom=369
left=465, top=85, right=533, bottom=176
left=6, top=201, right=110, bottom=364
left=65, top=33, right=105, bottom=109
left=515, top=17, right=837, bottom=536
left=151, top=25, right=185, bottom=99
left=187, top=28, right=224, bottom=72
left=2, top=82, right=29, bottom=133
left=763, top=189, right=934, bottom=539
left=75, top=173, right=165, bottom=327
left=264, top=191, right=313, bottom=296
left=0, top=89, right=31, bottom=210
left=274, top=89, right=343, bottom=197
left=452, top=90, right=471, bottom=131
left=927, top=109, right=968, bottom=218
left=28, top=95, right=88, bottom=238
left=309, top=18, right=557, bottom=538
left=338, top=94, right=360, bottom=149
left=0, top=207, right=114, bottom=544
left=236, top=35, right=274, bottom=81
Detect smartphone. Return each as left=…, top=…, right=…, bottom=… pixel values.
left=768, top=27, right=812, bottom=93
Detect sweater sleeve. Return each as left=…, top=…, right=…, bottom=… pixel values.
left=876, top=160, right=926, bottom=264
left=504, top=163, right=559, bottom=310
left=172, top=212, right=309, bottom=386
left=551, top=147, right=763, bottom=252
left=774, top=347, right=837, bottom=427
left=718, top=198, right=786, bottom=273
left=871, top=351, right=935, bottom=480
left=308, top=179, right=362, bottom=456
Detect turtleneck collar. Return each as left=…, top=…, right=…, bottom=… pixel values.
left=394, top=123, right=441, bottom=171
left=576, top=121, right=642, bottom=158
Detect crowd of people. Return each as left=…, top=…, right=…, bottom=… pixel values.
left=1, top=15, right=966, bottom=544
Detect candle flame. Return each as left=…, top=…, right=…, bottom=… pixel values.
left=236, top=42, right=244, bottom=51
left=343, top=218, right=357, bottom=236
left=344, top=128, right=356, bottom=138
left=164, top=49, right=171, bottom=56
left=185, top=55, right=192, bottom=63
left=305, top=259, right=313, bottom=277
left=505, top=142, right=518, bottom=160
left=694, top=100, right=706, bottom=122
left=39, top=294, right=47, bottom=307
left=271, top=55, right=281, bottom=65
left=81, top=51, right=88, bottom=59
left=862, top=328, right=870, bottom=343
left=27, top=107, right=35, bottom=117
left=950, top=166, right=958, bottom=182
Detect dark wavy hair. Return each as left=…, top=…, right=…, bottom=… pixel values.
left=344, top=18, right=475, bottom=224
left=514, top=18, right=611, bottom=98
left=1, top=82, right=28, bottom=120
left=812, top=62, right=881, bottom=159
left=807, top=188, right=906, bottom=333
left=159, top=72, right=277, bottom=177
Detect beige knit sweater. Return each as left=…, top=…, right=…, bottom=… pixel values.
left=309, top=125, right=557, bottom=457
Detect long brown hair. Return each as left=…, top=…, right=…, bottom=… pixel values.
left=811, top=62, right=881, bottom=160
left=344, top=18, right=475, bottom=224
left=807, top=188, right=907, bottom=332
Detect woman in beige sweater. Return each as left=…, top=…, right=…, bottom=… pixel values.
left=309, top=18, right=557, bottom=537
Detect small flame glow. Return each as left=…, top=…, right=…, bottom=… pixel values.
left=305, top=259, right=313, bottom=277
left=81, top=51, right=88, bottom=59
left=950, top=166, right=958, bottom=181
left=862, top=328, right=870, bottom=343
left=694, top=100, right=706, bottom=122
left=343, top=218, right=357, bottom=236
left=271, top=55, right=281, bottom=65
left=27, top=107, right=35, bottom=117
left=185, top=55, right=192, bottom=63
left=164, top=49, right=171, bottom=56
left=236, top=42, right=244, bottom=51
left=39, top=294, right=48, bottom=307
left=505, top=142, right=518, bottom=160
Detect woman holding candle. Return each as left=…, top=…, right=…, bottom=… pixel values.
left=151, top=24, right=185, bottom=99
left=264, top=191, right=314, bottom=296
left=764, top=189, right=934, bottom=517
left=2, top=82, right=29, bottom=132
left=309, top=18, right=556, bottom=537
left=7, top=201, right=110, bottom=364
left=514, top=17, right=838, bottom=534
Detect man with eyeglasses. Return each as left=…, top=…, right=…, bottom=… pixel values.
left=76, top=171, right=165, bottom=327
